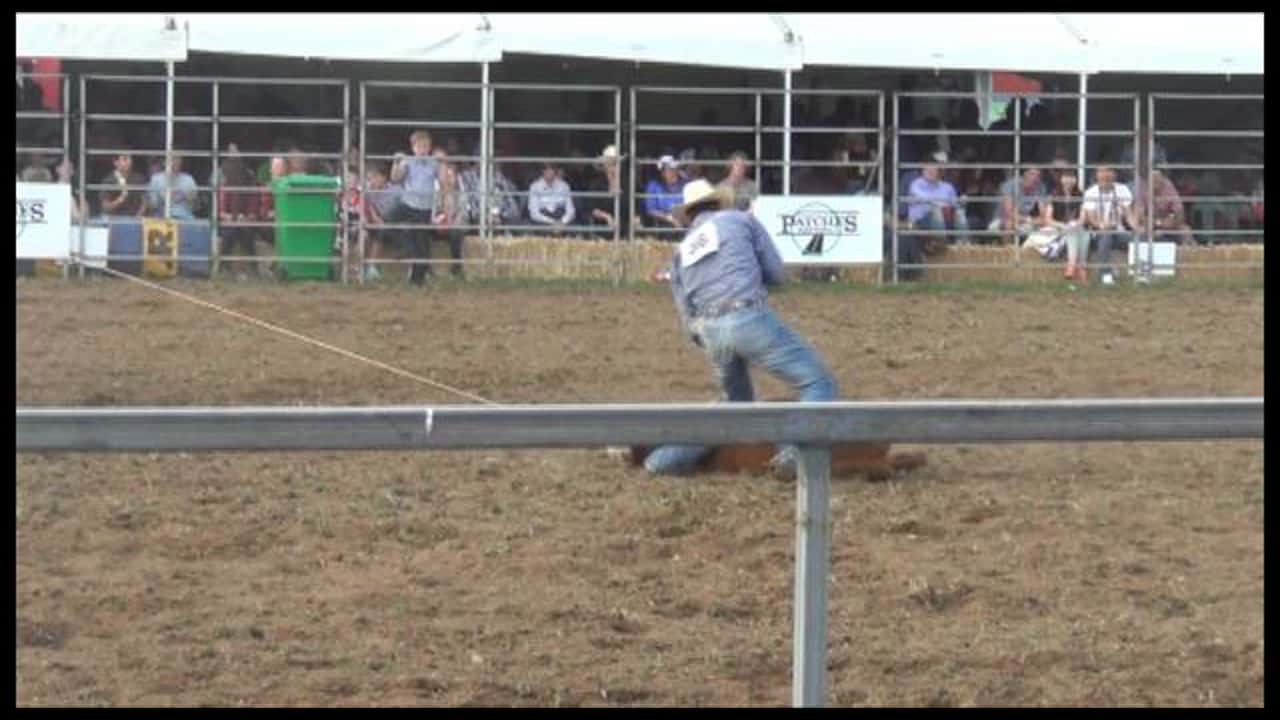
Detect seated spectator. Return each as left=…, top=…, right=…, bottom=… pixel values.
left=642, top=155, right=686, bottom=231
left=19, top=153, right=53, bottom=183
left=1131, top=169, right=1195, bottom=247
left=1081, top=164, right=1135, bottom=286
left=144, top=154, right=199, bottom=220
left=717, top=151, right=759, bottom=212
left=990, top=167, right=1048, bottom=244
left=581, top=144, right=626, bottom=237
left=527, top=162, right=576, bottom=234
left=217, top=155, right=265, bottom=279
left=360, top=162, right=400, bottom=281
left=457, top=146, right=523, bottom=232
left=1037, top=166, right=1088, bottom=283
left=906, top=153, right=969, bottom=253
left=97, top=153, right=144, bottom=220
left=429, top=148, right=466, bottom=279
left=1188, top=169, right=1240, bottom=246
left=796, top=145, right=857, bottom=196
left=846, top=133, right=877, bottom=195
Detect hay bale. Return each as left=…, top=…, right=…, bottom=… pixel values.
left=451, top=235, right=1262, bottom=284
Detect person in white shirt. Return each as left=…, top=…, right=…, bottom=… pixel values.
left=1081, top=165, right=1135, bottom=285
left=527, top=162, right=575, bottom=234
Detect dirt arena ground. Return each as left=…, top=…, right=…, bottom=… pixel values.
left=16, top=276, right=1264, bottom=707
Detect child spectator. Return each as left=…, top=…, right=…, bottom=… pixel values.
left=431, top=149, right=466, bottom=278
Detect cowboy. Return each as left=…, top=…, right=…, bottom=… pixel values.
left=640, top=179, right=840, bottom=478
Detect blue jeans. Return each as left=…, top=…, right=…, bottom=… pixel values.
left=643, top=305, right=838, bottom=476
left=1092, top=230, right=1133, bottom=273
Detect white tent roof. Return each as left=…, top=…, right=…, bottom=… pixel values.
left=487, top=13, right=802, bottom=70
left=16, top=13, right=187, bottom=61
left=16, top=13, right=1264, bottom=75
left=181, top=13, right=500, bottom=63
left=1061, top=13, right=1263, bottom=75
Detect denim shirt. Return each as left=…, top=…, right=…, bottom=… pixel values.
left=669, top=209, right=786, bottom=330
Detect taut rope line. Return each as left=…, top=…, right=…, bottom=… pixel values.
left=83, top=263, right=502, bottom=407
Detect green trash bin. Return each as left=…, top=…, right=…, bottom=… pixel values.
left=272, top=174, right=340, bottom=281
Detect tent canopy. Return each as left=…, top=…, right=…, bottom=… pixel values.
left=16, top=13, right=1263, bottom=75
left=180, top=13, right=500, bottom=63
left=17, top=13, right=187, bottom=61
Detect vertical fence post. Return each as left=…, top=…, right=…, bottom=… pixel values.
left=358, top=82, right=368, bottom=285
left=1012, top=96, right=1022, bottom=272
left=210, top=81, right=220, bottom=279
left=628, top=87, right=637, bottom=244
left=1145, top=94, right=1156, bottom=283
left=891, top=93, right=899, bottom=285
left=340, top=81, right=351, bottom=285
left=74, top=74, right=85, bottom=280
left=783, top=71, right=793, bottom=197
left=792, top=444, right=832, bottom=707
left=481, top=65, right=493, bottom=276
left=877, top=91, right=885, bottom=286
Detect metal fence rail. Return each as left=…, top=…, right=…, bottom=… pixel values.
left=15, top=397, right=1263, bottom=707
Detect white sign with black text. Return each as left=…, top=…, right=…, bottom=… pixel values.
left=752, top=194, right=883, bottom=265
left=16, top=182, right=72, bottom=259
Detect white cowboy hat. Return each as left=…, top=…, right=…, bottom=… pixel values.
left=671, top=179, right=733, bottom=226
left=656, top=154, right=680, bottom=172
left=599, top=144, right=624, bottom=161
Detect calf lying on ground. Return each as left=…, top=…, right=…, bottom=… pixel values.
left=622, top=443, right=927, bottom=481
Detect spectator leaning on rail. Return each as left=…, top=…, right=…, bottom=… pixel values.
left=217, top=154, right=266, bottom=280
left=527, top=161, right=576, bottom=235
left=639, top=179, right=840, bottom=479
left=360, top=162, right=400, bottom=282
left=581, top=144, right=626, bottom=237
left=643, top=155, right=687, bottom=232
left=387, top=130, right=439, bottom=286
left=1081, top=164, right=1135, bottom=286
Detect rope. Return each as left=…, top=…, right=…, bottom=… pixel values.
left=83, top=263, right=502, bottom=407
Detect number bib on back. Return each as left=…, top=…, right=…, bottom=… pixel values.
left=679, top=222, right=721, bottom=268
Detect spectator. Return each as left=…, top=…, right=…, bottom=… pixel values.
left=796, top=145, right=856, bottom=196
left=527, top=161, right=576, bottom=234
left=1131, top=169, right=1194, bottom=247
left=96, top=153, right=144, bottom=220
left=144, top=154, right=198, bottom=220
left=1081, top=164, right=1135, bottom=286
left=286, top=143, right=310, bottom=176
left=717, top=151, right=759, bottom=212
left=256, top=139, right=291, bottom=185
left=581, top=144, right=626, bottom=237
left=990, top=167, right=1048, bottom=244
left=678, top=148, right=703, bottom=183
left=1188, top=169, right=1239, bottom=246
left=360, top=162, right=400, bottom=282
left=457, top=145, right=522, bottom=232
left=217, top=155, right=264, bottom=279
left=1119, top=125, right=1169, bottom=186
left=906, top=152, right=969, bottom=253
left=20, top=153, right=55, bottom=183
left=431, top=148, right=466, bottom=278
left=386, top=130, right=439, bottom=286
left=54, top=157, right=88, bottom=224
left=1040, top=166, right=1088, bottom=283
left=846, top=133, right=877, bottom=195
left=643, top=155, right=686, bottom=231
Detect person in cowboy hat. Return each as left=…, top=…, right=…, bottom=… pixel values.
left=639, top=179, right=840, bottom=478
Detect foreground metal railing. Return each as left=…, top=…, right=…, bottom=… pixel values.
left=15, top=397, right=1265, bottom=707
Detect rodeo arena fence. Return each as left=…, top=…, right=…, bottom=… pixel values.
left=14, top=397, right=1266, bottom=707
left=17, top=67, right=1264, bottom=286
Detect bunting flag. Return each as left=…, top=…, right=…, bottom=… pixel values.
left=975, top=71, right=1044, bottom=129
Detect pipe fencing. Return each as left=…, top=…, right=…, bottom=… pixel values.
left=16, top=397, right=1264, bottom=707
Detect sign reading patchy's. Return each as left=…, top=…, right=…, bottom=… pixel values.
left=752, top=195, right=883, bottom=265
left=16, top=182, right=72, bottom=259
